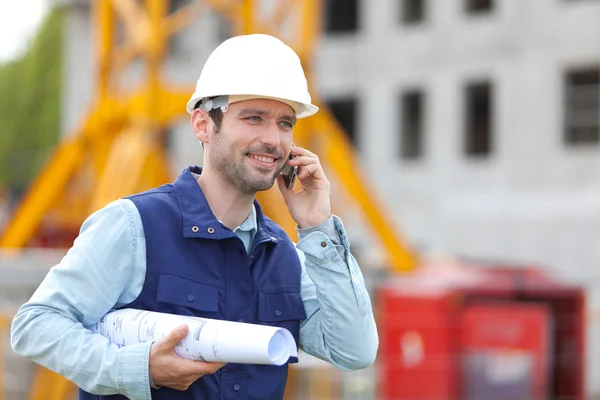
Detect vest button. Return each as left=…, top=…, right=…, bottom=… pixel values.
left=321, top=241, right=327, bottom=247
left=207, top=227, right=215, bottom=234
left=191, top=226, right=199, bottom=233
left=275, top=310, right=282, bottom=317
left=186, top=295, right=195, bottom=302
left=233, top=384, right=241, bottom=392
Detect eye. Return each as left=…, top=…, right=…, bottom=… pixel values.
left=279, top=121, right=294, bottom=130
left=246, top=116, right=262, bottom=123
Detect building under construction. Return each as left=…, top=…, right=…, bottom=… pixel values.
left=1, top=0, right=599, bottom=399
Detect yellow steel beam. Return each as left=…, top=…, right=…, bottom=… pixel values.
left=111, top=0, right=151, bottom=51
left=95, top=0, right=114, bottom=99
left=0, top=63, right=186, bottom=250
left=45, top=163, right=98, bottom=233
left=90, top=121, right=160, bottom=211
left=295, top=0, right=319, bottom=63
left=201, top=0, right=245, bottom=32
left=271, top=0, right=297, bottom=30
left=0, top=138, right=86, bottom=248
left=141, top=135, right=172, bottom=189
left=162, top=0, right=205, bottom=37
left=27, top=368, right=74, bottom=400
left=155, top=86, right=191, bottom=123
left=112, top=0, right=204, bottom=71
left=112, top=42, right=140, bottom=71
left=256, top=188, right=298, bottom=237
left=309, top=107, right=416, bottom=271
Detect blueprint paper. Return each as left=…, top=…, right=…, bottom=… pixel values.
left=88, top=308, right=297, bottom=366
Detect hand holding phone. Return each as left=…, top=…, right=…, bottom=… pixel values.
left=276, top=145, right=331, bottom=229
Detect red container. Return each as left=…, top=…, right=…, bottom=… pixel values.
left=459, top=302, right=551, bottom=400
left=377, top=261, right=585, bottom=400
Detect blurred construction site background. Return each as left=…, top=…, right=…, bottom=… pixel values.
left=0, top=0, right=599, bottom=399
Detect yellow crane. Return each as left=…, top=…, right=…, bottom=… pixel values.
left=0, top=1, right=416, bottom=398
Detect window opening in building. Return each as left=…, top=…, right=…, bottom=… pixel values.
left=465, top=0, right=494, bottom=14
left=564, top=66, right=600, bottom=145
left=465, top=81, right=493, bottom=156
left=169, top=0, right=191, bottom=12
left=324, top=0, right=358, bottom=33
left=400, top=90, right=425, bottom=159
left=402, top=0, right=426, bottom=24
left=327, top=98, right=358, bottom=146
left=168, top=0, right=193, bottom=57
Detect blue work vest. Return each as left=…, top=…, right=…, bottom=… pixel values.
left=79, top=166, right=306, bottom=400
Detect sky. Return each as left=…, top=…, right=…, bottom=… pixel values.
left=0, top=0, right=50, bottom=62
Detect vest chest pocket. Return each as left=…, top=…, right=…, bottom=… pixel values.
left=257, top=291, right=307, bottom=359
left=157, top=275, right=219, bottom=315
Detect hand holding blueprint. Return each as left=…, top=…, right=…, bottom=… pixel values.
left=88, top=308, right=298, bottom=366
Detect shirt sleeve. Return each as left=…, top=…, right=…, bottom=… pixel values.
left=296, top=215, right=379, bottom=370
left=10, top=199, right=152, bottom=400
left=297, top=215, right=345, bottom=259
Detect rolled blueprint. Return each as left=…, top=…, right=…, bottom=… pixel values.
left=88, top=308, right=297, bottom=366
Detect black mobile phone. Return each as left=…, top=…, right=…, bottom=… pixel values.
left=281, top=155, right=297, bottom=189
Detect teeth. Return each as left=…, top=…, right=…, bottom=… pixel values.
left=250, top=155, right=275, bottom=163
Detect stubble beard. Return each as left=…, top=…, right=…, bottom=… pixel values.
left=209, top=129, right=283, bottom=195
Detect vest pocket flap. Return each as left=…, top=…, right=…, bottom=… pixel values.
left=258, top=291, right=307, bottom=322
left=157, top=275, right=218, bottom=312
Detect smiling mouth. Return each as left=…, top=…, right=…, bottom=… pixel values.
left=248, top=154, right=277, bottom=163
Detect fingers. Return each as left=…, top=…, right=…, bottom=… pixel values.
left=287, top=155, right=319, bottom=167
left=298, top=163, right=324, bottom=181
left=287, top=147, right=325, bottom=183
left=150, top=325, right=227, bottom=390
left=190, top=360, right=226, bottom=375
left=177, top=359, right=226, bottom=376
left=290, top=146, right=317, bottom=158
left=206, top=361, right=226, bottom=373
left=165, top=360, right=227, bottom=391
left=157, top=324, right=188, bottom=352
left=278, top=145, right=332, bottom=228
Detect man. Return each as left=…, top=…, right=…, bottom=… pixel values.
left=11, top=34, right=378, bottom=400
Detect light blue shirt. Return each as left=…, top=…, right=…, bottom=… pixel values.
left=11, top=199, right=378, bottom=400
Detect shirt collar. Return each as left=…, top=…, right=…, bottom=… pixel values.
left=174, top=166, right=266, bottom=240
left=236, top=202, right=257, bottom=234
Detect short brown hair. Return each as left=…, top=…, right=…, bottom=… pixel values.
left=194, top=100, right=223, bottom=133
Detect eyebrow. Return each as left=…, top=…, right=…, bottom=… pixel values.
left=238, top=108, right=297, bottom=126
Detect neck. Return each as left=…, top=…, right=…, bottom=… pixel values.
left=196, top=165, right=255, bottom=230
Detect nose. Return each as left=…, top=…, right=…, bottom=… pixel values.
left=259, top=120, right=281, bottom=147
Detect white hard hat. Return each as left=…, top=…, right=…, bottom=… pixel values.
left=186, top=34, right=318, bottom=118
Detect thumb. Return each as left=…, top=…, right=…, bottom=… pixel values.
left=161, top=324, right=189, bottom=350
left=276, top=175, right=293, bottom=203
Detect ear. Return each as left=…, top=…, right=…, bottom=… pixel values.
left=191, top=108, right=209, bottom=144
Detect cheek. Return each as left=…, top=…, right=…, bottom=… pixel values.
left=229, top=122, right=257, bottom=144
left=280, top=132, right=293, bottom=151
